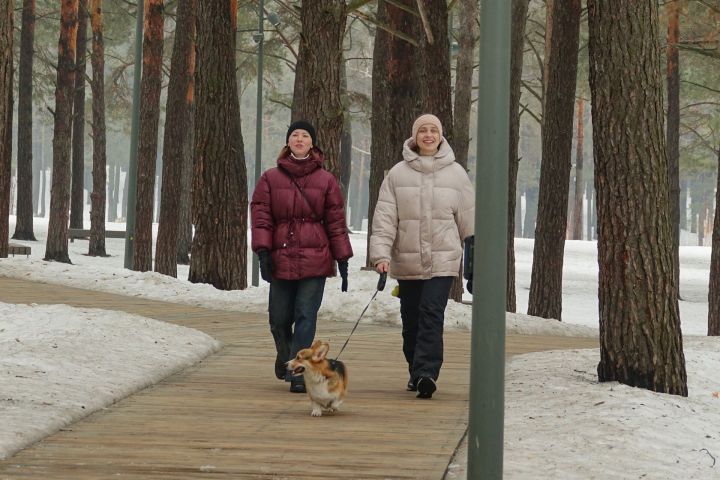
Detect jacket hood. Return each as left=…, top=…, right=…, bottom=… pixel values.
left=402, top=137, right=456, bottom=173
left=277, top=147, right=324, bottom=177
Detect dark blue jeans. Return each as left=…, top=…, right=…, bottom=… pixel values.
left=397, top=276, right=454, bottom=383
left=268, top=277, right=326, bottom=380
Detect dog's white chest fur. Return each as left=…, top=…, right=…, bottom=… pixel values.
left=304, top=372, right=343, bottom=417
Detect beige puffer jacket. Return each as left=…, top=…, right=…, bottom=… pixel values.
left=369, top=137, right=475, bottom=280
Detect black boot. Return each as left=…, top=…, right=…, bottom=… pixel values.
left=290, top=378, right=306, bottom=393
left=275, top=353, right=287, bottom=380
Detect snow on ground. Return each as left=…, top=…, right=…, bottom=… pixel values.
left=0, top=302, right=220, bottom=459
left=2, top=216, right=718, bottom=478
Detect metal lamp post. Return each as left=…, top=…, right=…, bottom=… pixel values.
left=124, top=0, right=144, bottom=269
left=251, top=0, right=265, bottom=287
left=467, top=0, right=511, bottom=478
left=252, top=0, right=265, bottom=287
left=251, top=4, right=280, bottom=287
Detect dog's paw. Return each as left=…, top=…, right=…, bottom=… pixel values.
left=311, top=409, right=323, bottom=417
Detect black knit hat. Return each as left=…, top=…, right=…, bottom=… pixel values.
left=286, top=120, right=317, bottom=147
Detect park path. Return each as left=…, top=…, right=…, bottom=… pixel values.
left=0, top=276, right=596, bottom=479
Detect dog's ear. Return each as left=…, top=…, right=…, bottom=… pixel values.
left=312, top=342, right=329, bottom=361
left=310, top=339, right=322, bottom=349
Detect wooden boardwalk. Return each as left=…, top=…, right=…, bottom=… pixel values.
left=0, top=276, right=597, bottom=479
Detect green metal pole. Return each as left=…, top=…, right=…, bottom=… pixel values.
left=251, top=0, right=264, bottom=287
left=123, top=0, right=144, bottom=269
left=468, top=0, right=510, bottom=478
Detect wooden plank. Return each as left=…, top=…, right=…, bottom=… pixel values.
left=0, top=276, right=596, bottom=479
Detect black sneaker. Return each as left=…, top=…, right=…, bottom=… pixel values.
left=275, top=361, right=286, bottom=380
left=406, top=379, right=417, bottom=392
left=416, top=377, right=436, bottom=399
left=290, top=379, right=306, bottom=393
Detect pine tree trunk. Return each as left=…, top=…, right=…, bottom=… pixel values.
left=189, top=0, right=247, bottom=290
left=507, top=0, right=530, bottom=312
left=698, top=192, right=706, bottom=247
left=32, top=123, right=41, bottom=215
left=0, top=0, right=12, bottom=258
left=291, top=0, right=346, bottom=179
left=70, top=0, right=88, bottom=229
left=666, top=0, right=681, bottom=301
left=588, top=0, right=686, bottom=395
left=132, top=0, right=164, bottom=272
left=39, top=140, right=46, bottom=217
left=587, top=183, right=595, bottom=240
left=417, top=0, right=452, bottom=142
left=453, top=0, right=478, bottom=170
left=45, top=0, right=80, bottom=263
left=366, top=0, right=420, bottom=267
left=523, top=186, right=538, bottom=238
left=709, top=150, right=720, bottom=335
left=108, top=163, right=117, bottom=220
left=571, top=96, right=585, bottom=240
left=88, top=0, right=107, bottom=257
left=155, top=0, right=195, bottom=277
left=176, top=117, right=194, bottom=264
left=13, top=0, right=36, bottom=241
left=527, top=0, right=581, bottom=321
left=680, top=179, right=687, bottom=230
left=338, top=57, right=352, bottom=201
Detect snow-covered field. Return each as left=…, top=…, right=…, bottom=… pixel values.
left=2, top=216, right=718, bottom=479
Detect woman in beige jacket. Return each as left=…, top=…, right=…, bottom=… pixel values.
left=369, top=114, right=475, bottom=399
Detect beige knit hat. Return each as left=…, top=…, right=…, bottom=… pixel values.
left=412, top=114, right=443, bottom=141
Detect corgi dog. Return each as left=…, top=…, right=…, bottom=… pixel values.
left=287, top=340, right=348, bottom=417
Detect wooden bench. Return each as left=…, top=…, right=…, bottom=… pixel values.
left=8, top=243, right=31, bottom=257
left=68, top=228, right=127, bottom=242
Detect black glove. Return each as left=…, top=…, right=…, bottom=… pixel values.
left=463, top=236, right=474, bottom=295
left=258, top=249, right=273, bottom=283
left=338, top=261, right=348, bottom=292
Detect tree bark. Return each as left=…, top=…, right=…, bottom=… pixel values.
left=0, top=0, right=12, bottom=258
left=132, top=0, right=164, bottom=272
left=88, top=0, right=107, bottom=256
left=527, top=0, right=581, bottom=321
left=189, top=0, right=247, bottom=290
left=417, top=0, right=452, bottom=142
left=45, top=0, right=80, bottom=263
left=291, top=0, right=346, bottom=180
left=13, top=0, right=37, bottom=241
left=176, top=115, right=194, bottom=264
left=588, top=0, right=687, bottom=395
left=709, top=149, right=720, bottom=335
left=155, top=0, right=196, bottom=277
left=338, top=57, right=352, bottom=200
left=366, top=0, right=420, bottom=267
left=571, top=96, right=585, bottom=240
left=70, top=0, right=88, bottom=229
left=452, top=0, right=478, bottom=170
left=507, top=0, right=531, bottom=312
left=666, top=0, right=681, bottom=300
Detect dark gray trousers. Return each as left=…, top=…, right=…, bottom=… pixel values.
left=268, top=277, right=326, bottom=380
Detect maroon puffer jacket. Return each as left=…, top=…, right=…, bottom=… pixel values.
left=251, top=148, right=353, bottom=280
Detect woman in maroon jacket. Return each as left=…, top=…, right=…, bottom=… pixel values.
left=251, top=120, right=353, bottom=393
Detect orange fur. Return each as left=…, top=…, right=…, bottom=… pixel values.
left=287, top=340, right=348, bottom=417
